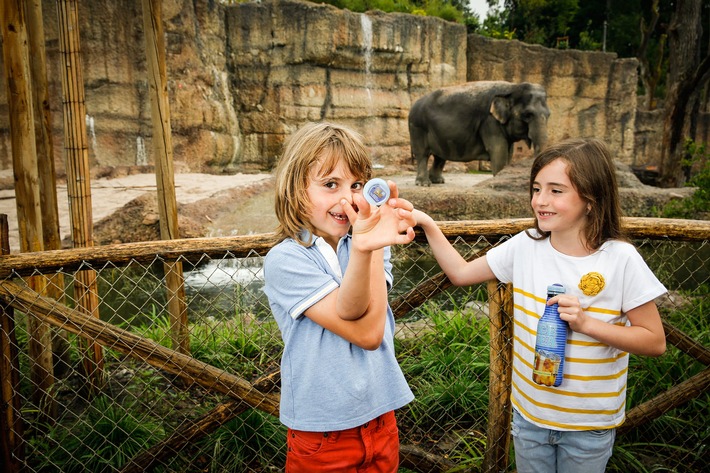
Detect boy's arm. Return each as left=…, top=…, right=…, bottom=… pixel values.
left=413, top=209, right=496, bottom=286
left=302, top=185, right=414, bottom=349
left=305, top=247, right=389, bottom=350
left=335, top=183, right=414, bottom=321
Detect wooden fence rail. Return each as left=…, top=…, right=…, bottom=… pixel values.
left=0, top=217, right=708, bottom=472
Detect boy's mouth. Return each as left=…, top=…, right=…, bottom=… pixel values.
left=330, top=211, right=349, bottom=222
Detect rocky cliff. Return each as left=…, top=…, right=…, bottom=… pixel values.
left=0, top=0, right=689, bottom=176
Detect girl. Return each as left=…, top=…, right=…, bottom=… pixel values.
left=413, top=138, right=666, bottom=472
left=263, top=121, right=416, bottom=472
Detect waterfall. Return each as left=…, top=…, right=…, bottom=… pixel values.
left=136, top=136, right=147, bottom=166
left=360, top=14, right=373, bottom=103
left=86, top=115, right=98, bottom=155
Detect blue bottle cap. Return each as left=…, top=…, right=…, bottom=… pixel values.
left=547, top=283, right=566, bottom=295
left=363, top=178, right=390, bottom=206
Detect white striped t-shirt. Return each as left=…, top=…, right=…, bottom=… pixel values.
left=486, top=230, right=667, bottom=431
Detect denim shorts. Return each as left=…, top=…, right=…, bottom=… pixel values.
left=511, top=409, right=616, bottom=473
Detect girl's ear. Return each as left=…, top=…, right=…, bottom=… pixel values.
left=586, top=203, right=592, bottom=215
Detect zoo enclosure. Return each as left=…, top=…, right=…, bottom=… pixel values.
left=0, top=217, right=708, bottom=472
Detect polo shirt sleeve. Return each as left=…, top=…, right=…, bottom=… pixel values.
left=263, top=242, right=339, bottom=320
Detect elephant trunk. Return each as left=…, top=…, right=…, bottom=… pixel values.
left=528, top=118, right=548, bottom=154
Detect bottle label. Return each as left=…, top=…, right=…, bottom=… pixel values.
left=532, top=349, right=562, bottom=386
left=536, top=322, right=557, bottom=348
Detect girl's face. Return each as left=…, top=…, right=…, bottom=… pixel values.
left=305, top=157, right=364, bottom=248
left=531, top=158, right=589, bottom=244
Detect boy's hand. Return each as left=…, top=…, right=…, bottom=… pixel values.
left=343, top=180, right=415, bottom=250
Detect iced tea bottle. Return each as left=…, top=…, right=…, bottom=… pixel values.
left=532, top=284, right=567, bottom=387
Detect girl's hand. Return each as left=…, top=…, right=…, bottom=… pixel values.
left=343, top=180, right=415, bottom=251
left=552, top=295, right=589, bottom=333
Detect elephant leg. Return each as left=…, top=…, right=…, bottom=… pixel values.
left=415, top=153, right=432, bottom=186
left=429, top=156, right=446, bottom=184
left=412, top=137, right=432, bottom=187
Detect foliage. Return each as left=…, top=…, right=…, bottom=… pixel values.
left=134, top=310, right=281, bottom=377
left=611, top=289, right=709, bottom=472
left=168, top=409, right=287, bottom=472
left=660, top=139, right=710, bottom=219
left=31, top=395, right=165, bottom=472
left=398, top=295, right=490, bottom=429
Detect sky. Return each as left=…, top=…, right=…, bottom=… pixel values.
left=469, top=0, right=491, bottom=20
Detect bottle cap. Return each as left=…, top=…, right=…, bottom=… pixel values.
left=363, top=178, right=390, bottom=206
left=547, top=283, right=566, bottom=295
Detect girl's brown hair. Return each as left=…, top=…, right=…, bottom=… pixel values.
left=273, top=122, right=373, bottom=245
left=528, top=137, right=626, bottom=250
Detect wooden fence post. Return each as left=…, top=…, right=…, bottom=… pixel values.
left=1, top=0, right=56, bottom=420
left=484, top=280, right=514, bottom=472
left=141, top=0, right=189, bottom=354
left=27, top=0, right=72, bottom=380
left=0, top=214, right=23, bottom=472
left=56, top=0, right=104, bottom=393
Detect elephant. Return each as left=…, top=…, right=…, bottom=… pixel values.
left=408, top=81, right=550, bottom=186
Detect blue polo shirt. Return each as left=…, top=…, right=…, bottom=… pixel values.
left=263, top=233, right=414, bottom=431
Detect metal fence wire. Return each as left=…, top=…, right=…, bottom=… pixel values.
left=0, top=222, right=708, bottom=473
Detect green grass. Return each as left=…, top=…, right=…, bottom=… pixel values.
left=13, top=268, right=708, bottom=472
left=30, top=395, right=165, bottom=472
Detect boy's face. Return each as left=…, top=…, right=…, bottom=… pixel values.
left=305, top=157, right=365, bottom=249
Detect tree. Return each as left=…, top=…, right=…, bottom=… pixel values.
left=659, top=0, right=710, bottom=187
left=504, top=0, right=580, bottom=47
left=636, top=0, right=665, bottom=110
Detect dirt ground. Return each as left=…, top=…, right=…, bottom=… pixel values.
left=0, top=159, right=692, bottom=253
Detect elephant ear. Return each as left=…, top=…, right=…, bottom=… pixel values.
left=490, top=95, right=511, bottom=124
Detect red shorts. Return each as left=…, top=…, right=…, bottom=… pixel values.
left=286, top=410, right=400, bottom=473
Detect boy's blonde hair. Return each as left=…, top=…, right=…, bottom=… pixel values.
left=529, top=137, right=625, bottom=250
left=273, top=122, right=373, bottom=245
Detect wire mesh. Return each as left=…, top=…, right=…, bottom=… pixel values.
left=0, top=233, right=707, bottom=472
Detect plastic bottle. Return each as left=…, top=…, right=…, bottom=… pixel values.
left=532, top=283, right=567, bottom=387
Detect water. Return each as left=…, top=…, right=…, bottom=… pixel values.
left=360, top=14, right=373, bottom=103
left=93, top=240, right=707, bottom=330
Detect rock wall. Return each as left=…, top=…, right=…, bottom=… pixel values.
left=1, top=0, right=704, bottom=175
left=225, top=1, right=466, bottom=171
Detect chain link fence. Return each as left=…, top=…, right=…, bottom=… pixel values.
left=0, top=220, right=708, bottom=472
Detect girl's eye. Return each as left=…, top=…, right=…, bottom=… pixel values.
left=325, top=181, right=337, bottom=189
left=532, top=186, right=541, bottom=193
left=352, top=182, right=364, bottom=191
left=552, top=189, right=563, bottom=194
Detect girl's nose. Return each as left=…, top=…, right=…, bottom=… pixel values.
left=534, top=191, right=548, bottom=206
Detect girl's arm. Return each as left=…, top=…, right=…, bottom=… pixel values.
left=413, top=209, right=496, bottom=286
left=556, top=297, right=666, bottom=357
